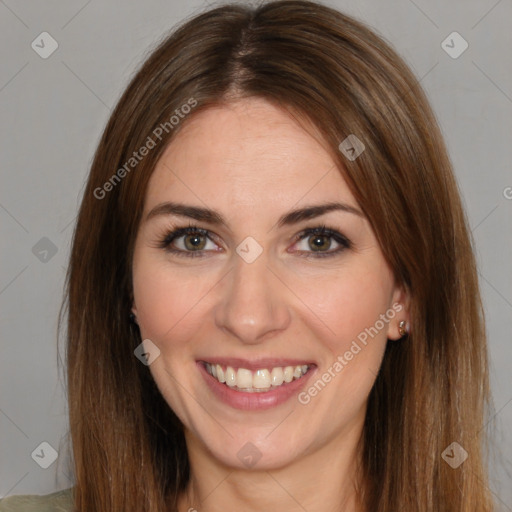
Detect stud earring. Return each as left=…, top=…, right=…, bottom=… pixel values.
left=398, top=320, right=407, bottom=337
left=129, top=312, right=137, bottom=324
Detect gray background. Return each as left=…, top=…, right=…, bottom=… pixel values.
left=1, top=0, right=511, bottom=507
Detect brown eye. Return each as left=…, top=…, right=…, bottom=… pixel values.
left=308, top=234, right=332, bottom=252
left=158, top=226, right=219, bottom=257
left=292, top=226, right=351, bottom=258
left=184, top=233, right=207, bottom=251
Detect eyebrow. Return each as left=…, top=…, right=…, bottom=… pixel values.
left=145, top=201, right=364, bottom=228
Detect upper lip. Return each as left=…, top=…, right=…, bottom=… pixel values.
left=198, top=357, right=316, bottom=371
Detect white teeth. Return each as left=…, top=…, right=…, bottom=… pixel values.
left=225, top=366, right=236, bottom=387
left=270, top=367, right=284, bottom=386
left=204, top=362, right=310, bottom=392
left=253, top=369, right=271, bottom=389
left=283, top=366, right=294, bottom=383
left=236, top=368, right=252, bottom=388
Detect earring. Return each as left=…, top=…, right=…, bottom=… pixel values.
left=398, top=320, right=407, bottom=337
left=129, top=312, right=137, bottom=324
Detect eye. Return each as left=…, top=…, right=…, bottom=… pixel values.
left=156, top=224, right=351, bottom=259
left=291, top=225, right=351, bottom=258
left=157, top=225, right=221, bottom=257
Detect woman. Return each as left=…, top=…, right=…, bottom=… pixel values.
left=0, top=0, right=494, bottom=510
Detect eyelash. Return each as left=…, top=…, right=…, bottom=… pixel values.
left=156, top=223, right=352, bottom=259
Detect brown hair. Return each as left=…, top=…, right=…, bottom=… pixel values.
left=62, top=1, right=493, bottom=510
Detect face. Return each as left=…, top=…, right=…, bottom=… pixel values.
left=131, top=97, right=408, bottom=471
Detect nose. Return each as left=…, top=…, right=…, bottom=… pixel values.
left=214, top=251, right=291, bottom=344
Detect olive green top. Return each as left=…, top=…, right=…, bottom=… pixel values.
left=0, top=488, right=74, bottom=512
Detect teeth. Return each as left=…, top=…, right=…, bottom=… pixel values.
left=237, top=368, right=252, bottom=388
left=204, top=362, right=310, bottom=392
left=283, top=366, right=294, bottom=383
left=225, top=366, right=236, bottom=387
left=253, top=369, right=271, bottom=389
left=270, top=367, right=284, bottom=386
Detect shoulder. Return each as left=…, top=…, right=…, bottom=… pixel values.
left=0, top=488, right=74, bottom=512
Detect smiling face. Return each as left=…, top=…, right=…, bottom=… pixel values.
left=131, top=97, right=408, bottom=471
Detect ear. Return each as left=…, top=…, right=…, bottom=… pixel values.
left=130, top=303, right=139, bottom=326
left=130, top=292, right=138, bottom=320
left=129, top=289, right=137, bottom=316
left=386, top=284, right=411, bottom=341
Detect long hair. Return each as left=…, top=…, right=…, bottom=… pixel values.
left=62, top=1, right=493, bottom=510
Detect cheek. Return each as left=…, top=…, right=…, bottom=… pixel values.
left=291, top=265, right=393, bottom=431
left=294, top=261, right=394, bottom=353
left=132, top=255, right=214, bottom=341
left=290, top=260, right=394, bottom=414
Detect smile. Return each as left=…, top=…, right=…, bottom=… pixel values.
left=204, top=362, right=311, bottom=393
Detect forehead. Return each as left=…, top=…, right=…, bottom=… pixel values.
left=144, top=98, right=357, bottom=215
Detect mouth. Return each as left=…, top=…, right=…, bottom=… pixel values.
left=197, top=359, right=316, bottom=410
left=203, top=361, right=312, bottom=392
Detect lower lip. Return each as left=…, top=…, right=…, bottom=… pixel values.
left=197, top=361, right=316, bottom=411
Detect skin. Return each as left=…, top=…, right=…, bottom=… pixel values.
left=131, top=97, right=410, bottom=512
